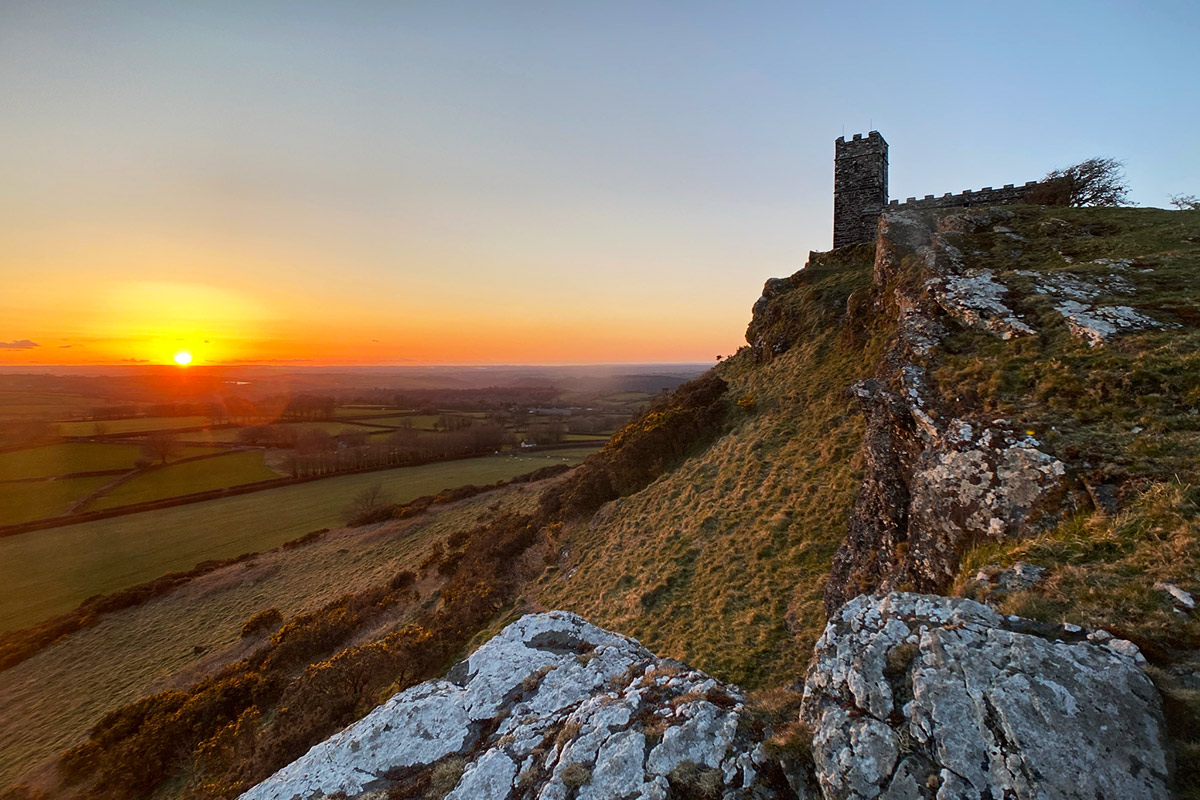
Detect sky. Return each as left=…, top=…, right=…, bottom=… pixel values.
left=1, top=0, right=1197, bottom=367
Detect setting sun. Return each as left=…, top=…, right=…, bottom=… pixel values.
left=173, top=351, right=193, bottom=366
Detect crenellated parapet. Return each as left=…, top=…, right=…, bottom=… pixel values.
left=887, top=181, right=1038, bottom=211
left=833, top=132, right=1038, bottom=247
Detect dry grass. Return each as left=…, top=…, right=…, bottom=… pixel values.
left=531, top=248, right=884, bottom=688
left=954, top=481, right=1200, bottom=658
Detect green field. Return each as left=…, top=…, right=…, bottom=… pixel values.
left=174, top=422, right=383, bottom=443
left=0, top=476, right=116, bottom=526
left=88, top=452, right=281, bottom=510
left=275, top=420, right=382, bottom=435
left=0, top=446, right=598, bottom=632
left=0, top=392, right=101, bottom=421
left=0, top=442, right=223, bottom=480
left=172, top=429, right=241, bottom=444
left=334, top=406, right=410, bottom=418
left=353, top=414, right=439, bottom=430
left=56, top=416, right=210, bottom=436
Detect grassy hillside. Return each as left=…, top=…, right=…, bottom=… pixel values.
left=535, top=206, right=1200, bottom=689
left=533, top=247, right=885, bottom=688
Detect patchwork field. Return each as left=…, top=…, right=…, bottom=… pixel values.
left=87, top=451, right=281, bottom=510
left=55, top=415, right=211, bottom=436
left=0, top=442, right=223, bottom=480
left=0, top=392, right=98, bottom=420
left=0, top=486, right=543, bottom=789
left=333, top=406, right=412, bottom=418
left=0, top=476, right=117, bottom=526
left=0, top=446, right=598, bottom=633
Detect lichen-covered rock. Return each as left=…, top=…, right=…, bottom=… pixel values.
left=928, top=268, right=1035, bottom=340
left=1054, top=300, right=1166, bottom=346
left=828, top=366, right=1065, bottom=610
left=801, top=593, right=1172, bottom=800
left=239, top=612, right=791, bottom=800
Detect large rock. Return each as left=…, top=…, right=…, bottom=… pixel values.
left=239, top=611, right=790, bottom=800
left=800, top=593, right=1172, bottom=800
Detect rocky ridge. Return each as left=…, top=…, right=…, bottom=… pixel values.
left=825, top=207, right=1175, bottom=611
left=243, top=597, right=1172, bottom=800
left=240, top=611, right=791, bottom=800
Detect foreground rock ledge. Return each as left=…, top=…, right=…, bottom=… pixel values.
left=800, top=593, right=1172, bottom=800
left=241, top=600, right=1172, bottom=800
left=239, top=611, right=788, bottom=800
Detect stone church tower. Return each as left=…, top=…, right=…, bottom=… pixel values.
left=833, top=131, right=888, bottom=249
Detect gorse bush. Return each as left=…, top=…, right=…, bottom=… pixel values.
left=239, top=608, right=283, bottom=638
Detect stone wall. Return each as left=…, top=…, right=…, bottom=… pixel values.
left=832, top=131, right=1038, bottom=248
left=888, top=181, right=1038, bottom=211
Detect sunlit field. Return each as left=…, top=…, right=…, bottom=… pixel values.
left=0, top=446, right=598, bottom=632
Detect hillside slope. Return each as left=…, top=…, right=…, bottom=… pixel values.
left=534, top=205, right=1200, bottom=763
left=532, top=245, right=884, bottom=687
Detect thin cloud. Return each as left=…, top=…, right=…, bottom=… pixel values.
left=221, top=358, right=313, bottom=364
left=0, top=339, right=39, bottom=350
left=121, top=358, right=150, bottom=363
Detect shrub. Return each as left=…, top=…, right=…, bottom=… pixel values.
left=1025, top=157, right=1131, bottom=207
left=240, top=608, right=283, bottom=638
left=345, top=484, right=393, bottom=526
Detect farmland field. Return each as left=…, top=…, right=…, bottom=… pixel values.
left=87, top=451, right=281, bottom=510
left=0, top=442, right=223, bottom=480
left=55, top=415, right=210, bottom=436
left=353, top=414, right=439, bottom=429
left=333, top=406, right=409, bottom=418
left=172, top=429, right=242, bottom=444
left=272, top=420, right=382, bottom=434
left=0, top=488, right=539, bottom=789
left=0, top=446, right=599, bottom=632
left=0, top=392, right=98, bottom=420
left=0, top=476, right=116, bottom=526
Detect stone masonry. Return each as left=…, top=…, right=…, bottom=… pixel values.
left=833, top=131, right=1037, bottom=247
left=833, top=132, right=889, bottom=249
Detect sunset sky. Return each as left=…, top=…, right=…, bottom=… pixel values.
left=1, top=1, right=1197, bottom=366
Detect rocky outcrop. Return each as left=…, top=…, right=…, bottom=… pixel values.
left=829, top=209, right=1089, bottom=611
left=827, top=365, right=1066, bottom=611
left=239, top=612, right=792, bottom=800
left=800, top=593, right=1172, bottom=800
left=242, top=602, right=1176, bottom=800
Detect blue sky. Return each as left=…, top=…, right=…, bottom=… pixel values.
left=1, top=0, right=1196, bottom=363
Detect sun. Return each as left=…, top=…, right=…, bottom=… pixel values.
left=173, top=350, right=193, bottom=366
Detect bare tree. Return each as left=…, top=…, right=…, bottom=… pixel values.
left=1026, top=157, right=1132, bottom=207
left=1169, top=193, right=1199, bottom=211
left=141, top=431, right=181, bottom=465
left=344, top=483, right=391, bottom=525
